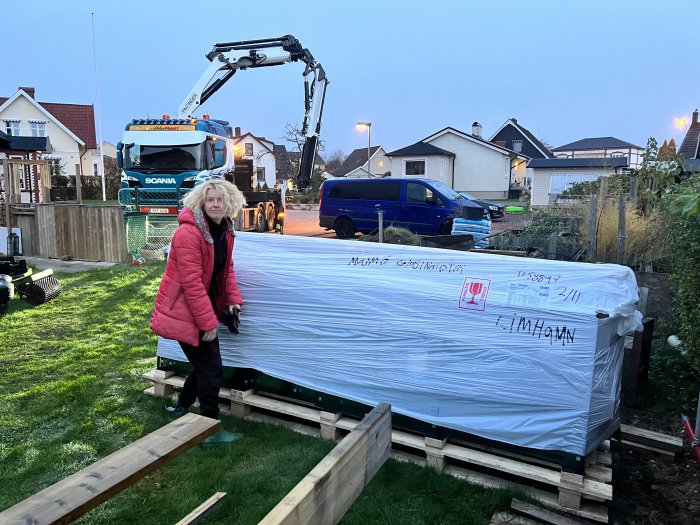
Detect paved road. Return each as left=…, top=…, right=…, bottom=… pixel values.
left=281, top=208, right=333, bottom=238
left=280, top=207, right=530, bottom=238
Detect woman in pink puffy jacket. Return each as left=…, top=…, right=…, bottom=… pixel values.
left=150, top=178, right=245, bottom=444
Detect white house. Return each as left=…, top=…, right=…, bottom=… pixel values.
left=387, top=125, right=529, bottom=199
left=528, top=157, right=629, bottom=206
left=330, top=146, right=390, bottom=179
left=552, top=137, right=643, bottom=170
left=232, top=130, right=277, bottom=188
left=0, top=87, right=99, bottom=179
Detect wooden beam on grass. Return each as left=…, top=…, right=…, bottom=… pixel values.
left=175, top=492, right=227, bottom=525
left=0, top=413, right=219, bottom=525
left=511, top=498, right=585, bottom=525
left=258, top=402, right=392, bottom=525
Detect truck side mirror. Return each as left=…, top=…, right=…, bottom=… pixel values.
left=116, top=142, right=123, bottom=168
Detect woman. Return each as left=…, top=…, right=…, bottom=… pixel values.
left=150, top=178, right=246, bottom=444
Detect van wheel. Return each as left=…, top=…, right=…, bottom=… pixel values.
left=255, top=208, right=267, bottom=232
left=439, top=220, right=453, bottom=235
left=334, top=217, right=355, bottom=239
left=266, top=204, right=276, bottom=231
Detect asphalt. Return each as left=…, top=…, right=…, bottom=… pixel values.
left=20, top=256, right=116, bottom=274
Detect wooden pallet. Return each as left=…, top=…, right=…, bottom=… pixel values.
left=144, top=370, right=613, bottom=523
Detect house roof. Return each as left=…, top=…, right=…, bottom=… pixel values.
left=489, top=118, right=554, bottom=158
left=552, top=137, right=642, bottom=151
left=385, top=141, right=455, bottom=157
left=0, top=129, right=48, bottom=152
left=0, top=92, right=96, bottom=149
left=685, top=158, right=700, bottom=171
left=528, top=157, right=629, bottom=168
left=423, top=126, right=530, bottom=158
left=331, top=146, right=381, bottom=177
left=232, top=132, right=274, bottom=154
left=678, top=110, right=699, bottom=160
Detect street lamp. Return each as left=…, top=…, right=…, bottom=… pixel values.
left=356, top=121, right=372, bottom=177
left=675, top=117, right=688, bottom=132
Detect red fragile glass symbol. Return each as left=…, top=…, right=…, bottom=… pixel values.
left=467, top=281, right=483, bottom=304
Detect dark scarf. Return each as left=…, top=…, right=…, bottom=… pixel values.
left=206, top=214, right=228, bottom=302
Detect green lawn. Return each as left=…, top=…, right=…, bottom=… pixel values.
left=0, top=263, right=519, bottom=524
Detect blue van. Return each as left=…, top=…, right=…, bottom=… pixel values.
left=319, top=178, right=484, bottom=238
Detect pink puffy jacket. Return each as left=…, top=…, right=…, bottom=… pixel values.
left=150, top=207, right=243, bottom=346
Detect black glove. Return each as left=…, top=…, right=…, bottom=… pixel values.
left=222, top=307, right=240, bottom=334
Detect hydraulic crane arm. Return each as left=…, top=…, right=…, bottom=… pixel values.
left=177, top=35, right=328, bottom=190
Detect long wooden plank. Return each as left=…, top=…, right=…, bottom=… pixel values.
left=443, top=443, right=612, bottom=500
left=0, top=413, right=219, bottom=525
left=620, top=424, right=683, bottom=452
left=175, top=492, right=227, bottom=525
left=258, top=403, right=392, bottom=525
left=511, top=498, right=583, bottom=525
left=444, top=466, right=608, bottom=523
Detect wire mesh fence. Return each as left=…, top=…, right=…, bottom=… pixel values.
left=124, top=213, right=178, bottom=261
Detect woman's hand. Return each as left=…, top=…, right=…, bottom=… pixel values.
left=227, top=304, right=242, bottom=313
left=202, top=328, right=218, bottom=342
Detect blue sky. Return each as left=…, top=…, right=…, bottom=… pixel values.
left=1, top=0, right=697, bottom=157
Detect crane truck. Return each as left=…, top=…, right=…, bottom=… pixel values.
left=116, top=35, right=328, bottom=232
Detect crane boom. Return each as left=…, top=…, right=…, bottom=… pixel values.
left=177, top=35, right=328, bottom=190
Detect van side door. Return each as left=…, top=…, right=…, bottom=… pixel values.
left=345, top=180, right=402, bottom=233
left=400, top=181, right=450, bottom=234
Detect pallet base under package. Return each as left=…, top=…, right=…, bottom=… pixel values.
left=155, top=232, right=642, bottom=473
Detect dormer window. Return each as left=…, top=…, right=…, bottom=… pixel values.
left=4, top=120, right=20, bottom=136
left=29, top=121, right=46, bottom=137
left=512, top=140, right=523, bottom=153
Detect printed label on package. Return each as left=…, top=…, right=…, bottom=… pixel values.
left=459, top=277, right=491, bottom=311
left=506, top=282, right=552, bottom=308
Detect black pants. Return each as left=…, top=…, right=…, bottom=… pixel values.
left=178, top=335, right=223, bottom=420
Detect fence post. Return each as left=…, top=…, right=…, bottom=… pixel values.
left=587, top=194, right=597, bottom=261
left=629, top=176, right=638, bottom=201
left=617, top=193, right=628, bottom=265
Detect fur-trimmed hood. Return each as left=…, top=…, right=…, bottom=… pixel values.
left=178, top=207, right=236, bottom=244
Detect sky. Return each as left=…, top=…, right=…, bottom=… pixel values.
left=1, top=0, right=697, bottom=158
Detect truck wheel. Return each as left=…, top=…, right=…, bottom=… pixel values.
left=266, top=204, right=276, bottom=231
left=334, top=217, right=355, bottom=239
left=255, top=208, right=267, bottom=232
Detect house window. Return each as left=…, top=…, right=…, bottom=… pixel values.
left=245, top=143, right=253, bottom=157
left=256, top=167, right=265, bottom=183
left=377, top=160, right=384, bottom=168
left=512, top=140, right=523, bottom=153
left=404, top=160, right=425, bottom=177
left=93, top=162, right=99, bottom=176
left=4, top=120, right=20, bottom=136
left=30, top=121, right=46, bottom=137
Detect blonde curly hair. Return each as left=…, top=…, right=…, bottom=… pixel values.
left=182, top=179, right=246, bottom=217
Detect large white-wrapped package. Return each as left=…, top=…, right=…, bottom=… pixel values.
left=157, top=232, right=642, bottom=457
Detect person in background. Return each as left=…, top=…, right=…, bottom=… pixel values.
left=150, top=178, right=246, bottom=445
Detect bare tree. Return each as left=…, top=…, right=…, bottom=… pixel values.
left=282, top=123, right=326, bottom=153
left=325, top=149, right=346, bottom=172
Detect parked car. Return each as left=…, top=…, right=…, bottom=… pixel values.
left=457, top=192, right=504, bottom=220
left=319, top=178, right=483, bottom=238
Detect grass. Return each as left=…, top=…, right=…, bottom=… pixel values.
left=0, top=263, right=520, bottom=524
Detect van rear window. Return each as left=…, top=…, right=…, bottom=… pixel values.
left=329, top=181, right=401, bottom=201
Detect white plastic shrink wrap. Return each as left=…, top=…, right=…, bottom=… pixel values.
left=157, top=232, right=642, bottom=456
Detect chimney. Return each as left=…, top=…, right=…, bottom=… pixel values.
left=234, top=126, right=241, bottom=137
left=511, top=117, right=518, bottom=125
left=471, top=121, right=482, bottom=139
left=19, top=86, right=35, bottom=99
left=693, top=109, right=698, bottom=126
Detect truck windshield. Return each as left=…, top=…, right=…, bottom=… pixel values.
left=124, top=143, right=204, bottom=172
